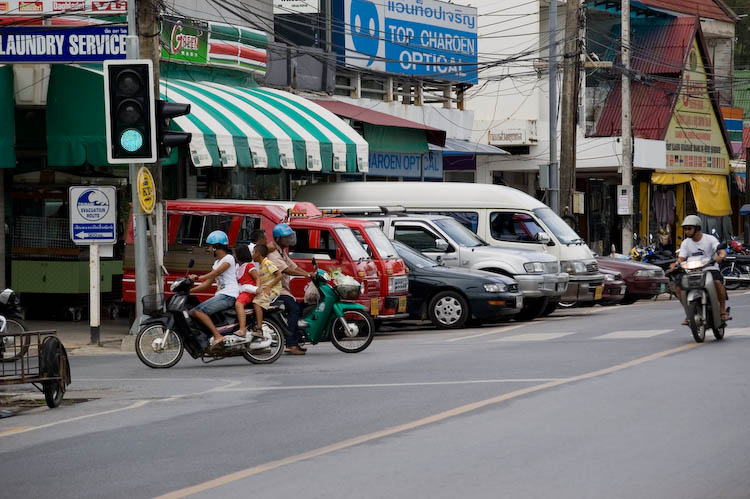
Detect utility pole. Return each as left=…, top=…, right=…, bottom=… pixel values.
left=620, top=0, right=633, bottom=254
left=559, top=0, right=581, bottom=218
left=548, top=0, right=559, bottom=214
left=138, top=0, right=164, bottom=298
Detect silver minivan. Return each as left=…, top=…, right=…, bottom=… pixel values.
left=344, top=212, right=569, bottom=320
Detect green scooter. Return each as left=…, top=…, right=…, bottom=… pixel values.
left=279, top=260, right=375, bottom=353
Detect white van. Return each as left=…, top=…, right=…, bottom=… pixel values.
left=295, top=182, right=604, bottom=306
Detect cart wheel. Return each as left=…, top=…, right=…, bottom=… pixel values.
left=43, top=381, right=64, bottom=408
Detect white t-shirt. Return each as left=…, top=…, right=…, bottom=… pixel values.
left=678, top=234, right=720, bottom=270
left=213, top=254, right=240, bottom=298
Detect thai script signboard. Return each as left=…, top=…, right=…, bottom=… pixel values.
left=663, top=41, right=730, bottom=175
left=344, top=0, right=477, bottom=83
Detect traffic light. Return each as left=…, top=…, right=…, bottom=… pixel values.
left=155, top=100, right=192, bottom=159
left=103, top=59, right=156, bottom=164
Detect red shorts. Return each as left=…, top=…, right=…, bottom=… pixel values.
left=236, top=292, right=255, bottom=306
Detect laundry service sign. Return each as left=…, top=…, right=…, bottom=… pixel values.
left=0, top=25, right=127, bottom=63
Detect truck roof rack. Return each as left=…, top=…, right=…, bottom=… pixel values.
left=319, top=206, right=407, bottom=216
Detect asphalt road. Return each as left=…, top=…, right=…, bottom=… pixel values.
left=2, top=293, right=750, bottom=498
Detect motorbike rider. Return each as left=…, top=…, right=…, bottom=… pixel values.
left=267, top=223, right=315, bottom=356
left=189, top=230, right=240, bottom=349
left=669, top=215, right=729, bottom=324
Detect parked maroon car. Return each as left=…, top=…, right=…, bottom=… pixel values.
left=596, top=257, right=669, bottom=304
left=600, top=268, right=627, bottom=305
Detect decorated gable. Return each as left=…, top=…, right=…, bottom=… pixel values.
left=663, top=40, right=730, bottom=175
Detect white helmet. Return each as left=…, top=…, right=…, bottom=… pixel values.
left=681, top=215, right=702, bottom=230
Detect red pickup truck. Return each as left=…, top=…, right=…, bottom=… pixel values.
left=123, top=200, right=408, bottom=319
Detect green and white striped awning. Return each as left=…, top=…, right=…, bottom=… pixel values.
left=45, top=64, right=368, bottom=172
left=160, top=80, right=368, bottom=172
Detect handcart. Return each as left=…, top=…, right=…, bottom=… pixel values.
left=0, top=322, right=71, bottom=408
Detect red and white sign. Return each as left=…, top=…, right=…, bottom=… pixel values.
left=0, top=1, right=128, bottom=14
left=18, top=1, right=43, bottom=11
left=91, top=0, right=126, bottom=11
left=53, top=1, right=85, bottom=10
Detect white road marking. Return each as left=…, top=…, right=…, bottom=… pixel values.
left=595, top=329, right=673, bottom=339
left=0, top=400, right=151, bottom=437
left=445, top=324, right=525, bottom=342
left=726, top=327, right=750, bottom=337
left=0, top=379, right=242, bottom=438
left=490, top=332, right=575, bottom=342
left=217, top=378, right=564, bottom=392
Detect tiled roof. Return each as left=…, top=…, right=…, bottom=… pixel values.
left=635, top=0, right=735, bottom=22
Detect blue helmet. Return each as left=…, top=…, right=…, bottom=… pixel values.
left=206, top=230, right=228, bottom=246
left=273, top=223, right=294, bottom=239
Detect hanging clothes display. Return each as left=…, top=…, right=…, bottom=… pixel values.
left=653, top=187, right=676, bottom=226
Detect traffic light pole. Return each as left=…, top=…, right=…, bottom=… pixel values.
left=127, top=1, right=149, bottom=334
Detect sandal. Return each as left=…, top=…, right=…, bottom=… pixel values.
left=721, top=312, right=731, bottom=322
left=681, top=319, right=689, bottom=326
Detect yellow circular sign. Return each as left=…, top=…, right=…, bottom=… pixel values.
left=137, top=167, right=156, bottom=214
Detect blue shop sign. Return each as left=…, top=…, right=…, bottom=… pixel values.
left=368, top=151, right=443, bottom=178
left=343, top=0, right=477, bottom=84
left=0, top=26, right=128, bottom=63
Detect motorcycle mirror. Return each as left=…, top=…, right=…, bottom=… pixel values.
left=312, top=257, right=318, bottom=270
left=188, top=259, right=195, bottom=269
left=718, top=242, right=728, bottom=250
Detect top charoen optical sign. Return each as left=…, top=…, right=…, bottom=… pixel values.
left=344, top=0, right=477, bottom=84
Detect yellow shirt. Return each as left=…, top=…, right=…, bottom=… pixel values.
left=258, top=257, right=282, bottom=296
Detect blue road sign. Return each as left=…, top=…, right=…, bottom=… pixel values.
left=69, top=186, right=117, bottom=245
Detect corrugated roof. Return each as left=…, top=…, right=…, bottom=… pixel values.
left=636, top=0, right=734, bottom=22
left=733, top=70, right=750, bottom=122
left=594, top=80, right=679, bottom=139
left=631, top=18, right=698, bottom=74
left=310, top=99, right=446, bottom=147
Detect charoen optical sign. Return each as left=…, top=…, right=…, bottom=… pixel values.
left=344, top=0, right=477, bottom=84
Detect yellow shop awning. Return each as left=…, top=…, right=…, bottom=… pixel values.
left=651, top=172, right=731, bottom=217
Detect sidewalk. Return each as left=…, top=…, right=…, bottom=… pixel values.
left=24, top=318, right=134, bottom=355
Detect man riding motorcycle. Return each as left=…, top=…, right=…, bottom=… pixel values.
left=669, top=215, right=729, bottom=324
left=267, top=223, right=315, bottom=356
left=189, top=230, right=240, bottom=349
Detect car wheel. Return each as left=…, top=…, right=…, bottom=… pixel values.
left=428, top=291, right=469, bottom=329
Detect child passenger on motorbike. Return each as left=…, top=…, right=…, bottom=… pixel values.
left=669, top=215, right=729, bottom=324
left=234, top=244, right=262, bottom=340
left=189, top=230, right=240, bottom=349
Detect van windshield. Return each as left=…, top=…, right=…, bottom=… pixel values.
left=335, top=228, right=370, bottom=261
left=364, top=226, right=398, bottom=259
left=533, top=207, right=583, bottom=245
left=433, top=218, right=485, bottom=248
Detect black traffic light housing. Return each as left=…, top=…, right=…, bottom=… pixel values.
left=103, top=59, right=157, bottom=164
left=155, top=100, right=192, bottom=159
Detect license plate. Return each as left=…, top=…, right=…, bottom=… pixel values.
left=397, top=296, right=407, bottom=313
left=660, top=283, right=667, bottom=293
left=370, top=298, right=379, bottom=316
left=594, top=285, right=603, bottom=300
left=516, top=295, right=523, bottom=309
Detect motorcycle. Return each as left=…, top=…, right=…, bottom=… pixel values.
left=671, top=254, right=730, bottom=343
left=631, top=234, right=676, bottom=271
left=277, top=259, right=375, bottom=353
left=0, top=288, right=28, bottom=363
left=134, top=260, right=285, bottom=368
left=720, top=249, right=750, bottom=290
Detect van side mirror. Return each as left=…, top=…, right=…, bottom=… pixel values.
left=435, top=239, right=449, bottom=251
left=535, top=232, right=551, bottom=244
